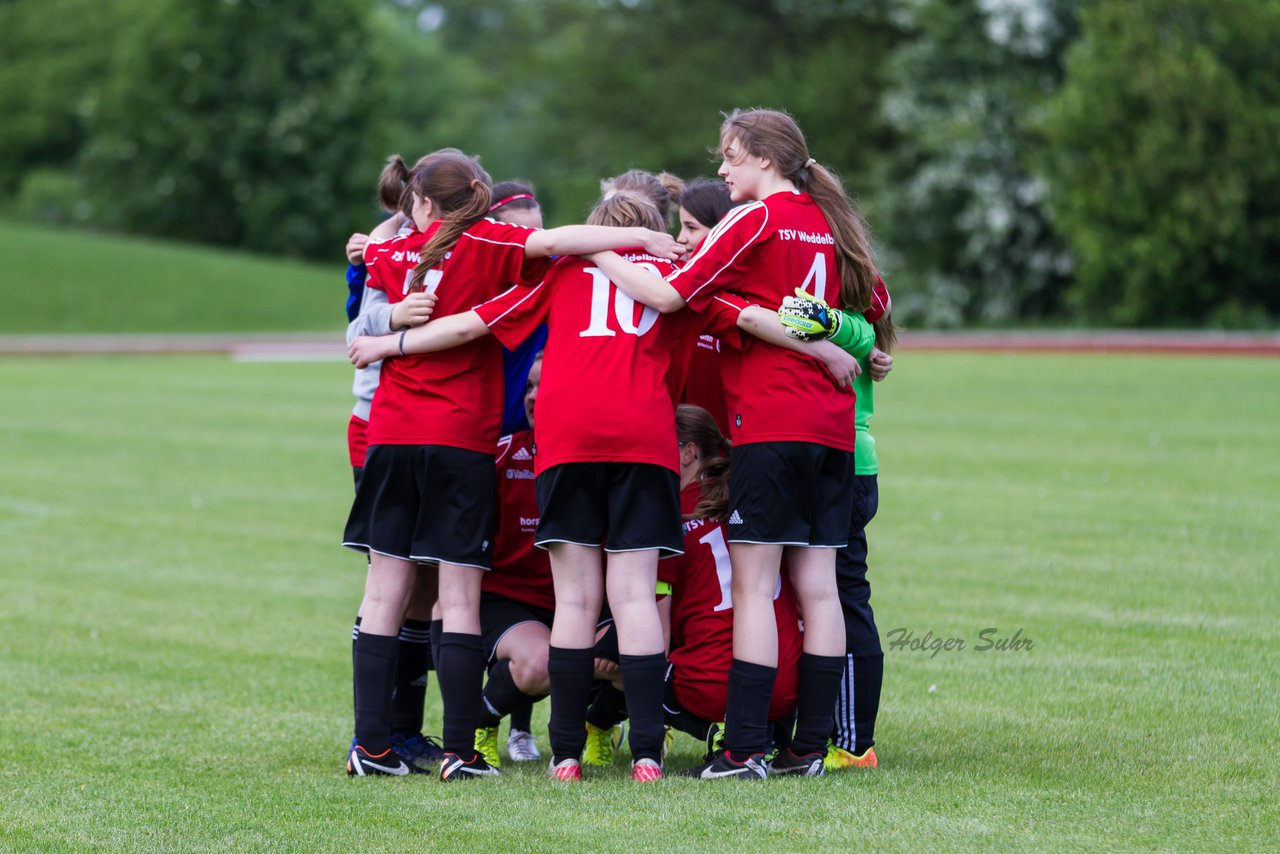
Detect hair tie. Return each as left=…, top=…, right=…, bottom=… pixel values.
left=487, top=193, right=536, bottom=213
left=805, top=158, right=816, bottom=168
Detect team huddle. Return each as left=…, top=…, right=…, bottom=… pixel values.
left=339, top=108, right=896, bottom=782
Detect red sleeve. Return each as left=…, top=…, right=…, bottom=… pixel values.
left=666, top=203, right=768, bottom=312
left=865, top=276, right=892, bottom=323
left=460, top=219, right=553, bottom=289
left=362, top=235, right=406, bottom=296
left=704, top=292, right=752, bottom=349
left=474, top=282, right=550, bottom=351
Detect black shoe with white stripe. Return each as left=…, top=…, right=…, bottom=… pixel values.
left=439, top=751, right=500, bottom=782
left=682, top=750, right=767, bottom=780
left=766, top=748, right=826, bottom=777
left=347, top=744, right=413, bottom=777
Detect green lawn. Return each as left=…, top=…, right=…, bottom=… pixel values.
left=0, top=220, right=345, bottom=333
left=1, top=352, right=1276, bottom=851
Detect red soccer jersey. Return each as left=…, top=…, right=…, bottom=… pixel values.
left=667, top=192, right=856, bottom=451
left=679, top=333, right=731, bottom=438
left=362, top=219, right=551, bottom=452
left=668, top=483, right=802, bottom=723
left=476, top=251, right=688, bottom=475
left=347, top=414, right=369, bottom=469
left=483, top=430, right=555, bottom=611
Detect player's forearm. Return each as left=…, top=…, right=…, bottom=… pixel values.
left=738, top=306, right=819, bottom=355
left=526, top=225, right=650, bottom=259
left=400, top=310, right=488, bottom=355
left=588, top=251, right=686, bottom=313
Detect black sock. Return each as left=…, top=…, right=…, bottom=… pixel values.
left=791, top=652, right=846, bottom=755
left=770, top=709, right=797, bottom=754
left=353, top=631, right=398, bottom=754
left=547, top=646, right=595, bottom=764
left=429, top=619, right=443, bottom=676
left=724, top=659, right=777, bottom=758
left=480, top=659, right=544, bottom=728
left=585, top=682, right=629, bottom=730
left=619, top=653, right=667, bottom=762
left=509, top=699, right=533, bottom=733
left=429, top=619, right=444, bottom=703
left=390, top=619, right=431, bottom=736
left=436, top=632, right=485, bottom=757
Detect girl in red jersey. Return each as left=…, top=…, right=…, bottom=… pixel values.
left=342, top=150, right=682, bottom=781
left=473, top=352, right=554, bottom=767
left=666, top=405, right=803, bottom=758
left=586, top=108, right=880, bottom=778
left=351, top=192, right=738, bottom=783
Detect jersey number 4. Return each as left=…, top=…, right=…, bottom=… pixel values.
left=579, top=266, right=661, bottom=338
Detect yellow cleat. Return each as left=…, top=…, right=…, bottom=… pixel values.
left=583, top=722, right=622, bottom=766
left=824, top=744, right=878, bottom=772
left=474, top=726, right=502, bottom=769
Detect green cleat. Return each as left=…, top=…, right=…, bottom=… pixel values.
left=474, top=726, right=502, bottom=769
left=582, top=722, right=623, bottom=767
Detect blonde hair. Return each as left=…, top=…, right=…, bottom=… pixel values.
left=585, top=191, right=664, bottom=232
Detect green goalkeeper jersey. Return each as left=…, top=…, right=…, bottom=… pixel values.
left=829, top=310, right=879, bottom=475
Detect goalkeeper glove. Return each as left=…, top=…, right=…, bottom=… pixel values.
left=778, top=288, right=843, bottom=342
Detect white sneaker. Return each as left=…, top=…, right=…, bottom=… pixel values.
left=507, top=728, right=542, bottom=762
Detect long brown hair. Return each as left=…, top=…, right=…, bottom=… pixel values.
left=720, top=108, right=879, bottom=313
left=409, top=149, right=493, bottom=289
left=676, top=404, right=731, bottom=521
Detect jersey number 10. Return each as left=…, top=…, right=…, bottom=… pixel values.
left=579, top=266, right=661, bottom=338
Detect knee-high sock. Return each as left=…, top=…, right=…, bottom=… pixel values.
left=391, top=618, right=432, bottom=736
left=547, top=646, right=595, bottom=764
left=619, top=653, right=667, bottom=763
left=723, top=659, right=777, bottom=759
left=353, top=631, right=398, bottom=754
left=791, top=653, right=845, bottom=756
left=436, top=632, right=485, bottom=757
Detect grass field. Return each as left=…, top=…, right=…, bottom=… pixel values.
left=0, top=220, right=344, bottom=334
left=1, top=351, right=1277, bottom=851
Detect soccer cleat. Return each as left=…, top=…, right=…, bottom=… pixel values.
left=474, top=726, right=502, bottom=769
left=548, top=757, right=583, bottom=781
left=663, top=726, right=674, bottom=761
left=703, top=723, right=726, bottom=761
left=825, top=744, right=878, bottom=772
left=439, top=751, right=500, bottom=782
left=582, top=722, right=622, bottom=766
left=507, top=728, right=541, bottom=762
left=681, top=750, right=767, bottom=781
left=347, top=744, right=412, bottom=777
left=391, top=731, right=445, bottom=768
left=767, top=748, right=826, bottom=777
left=632, top=757, right=663, bottom=782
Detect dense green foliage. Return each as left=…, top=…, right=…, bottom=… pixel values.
left=1, top=0, right=1277, bottom=326
left=2, top=353, right=1276, bottom=849
left=1038, top=0, right=1280, bottom=327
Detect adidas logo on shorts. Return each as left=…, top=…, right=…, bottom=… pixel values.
left=728, top=510, right=745, bottom=525
left=512, top=447, right=532, bottom=461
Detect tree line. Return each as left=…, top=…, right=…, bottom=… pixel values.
left=2, top=0, right=1276, bottom=327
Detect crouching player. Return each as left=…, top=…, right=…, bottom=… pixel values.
left=666, top=405, right=803, bottom=767
left=473, top=353, right=553, bottom=766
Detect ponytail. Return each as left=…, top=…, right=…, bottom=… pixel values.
left=376, top=154, right=414, bottom=216
left=406, top=150, right=494, bottom=289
